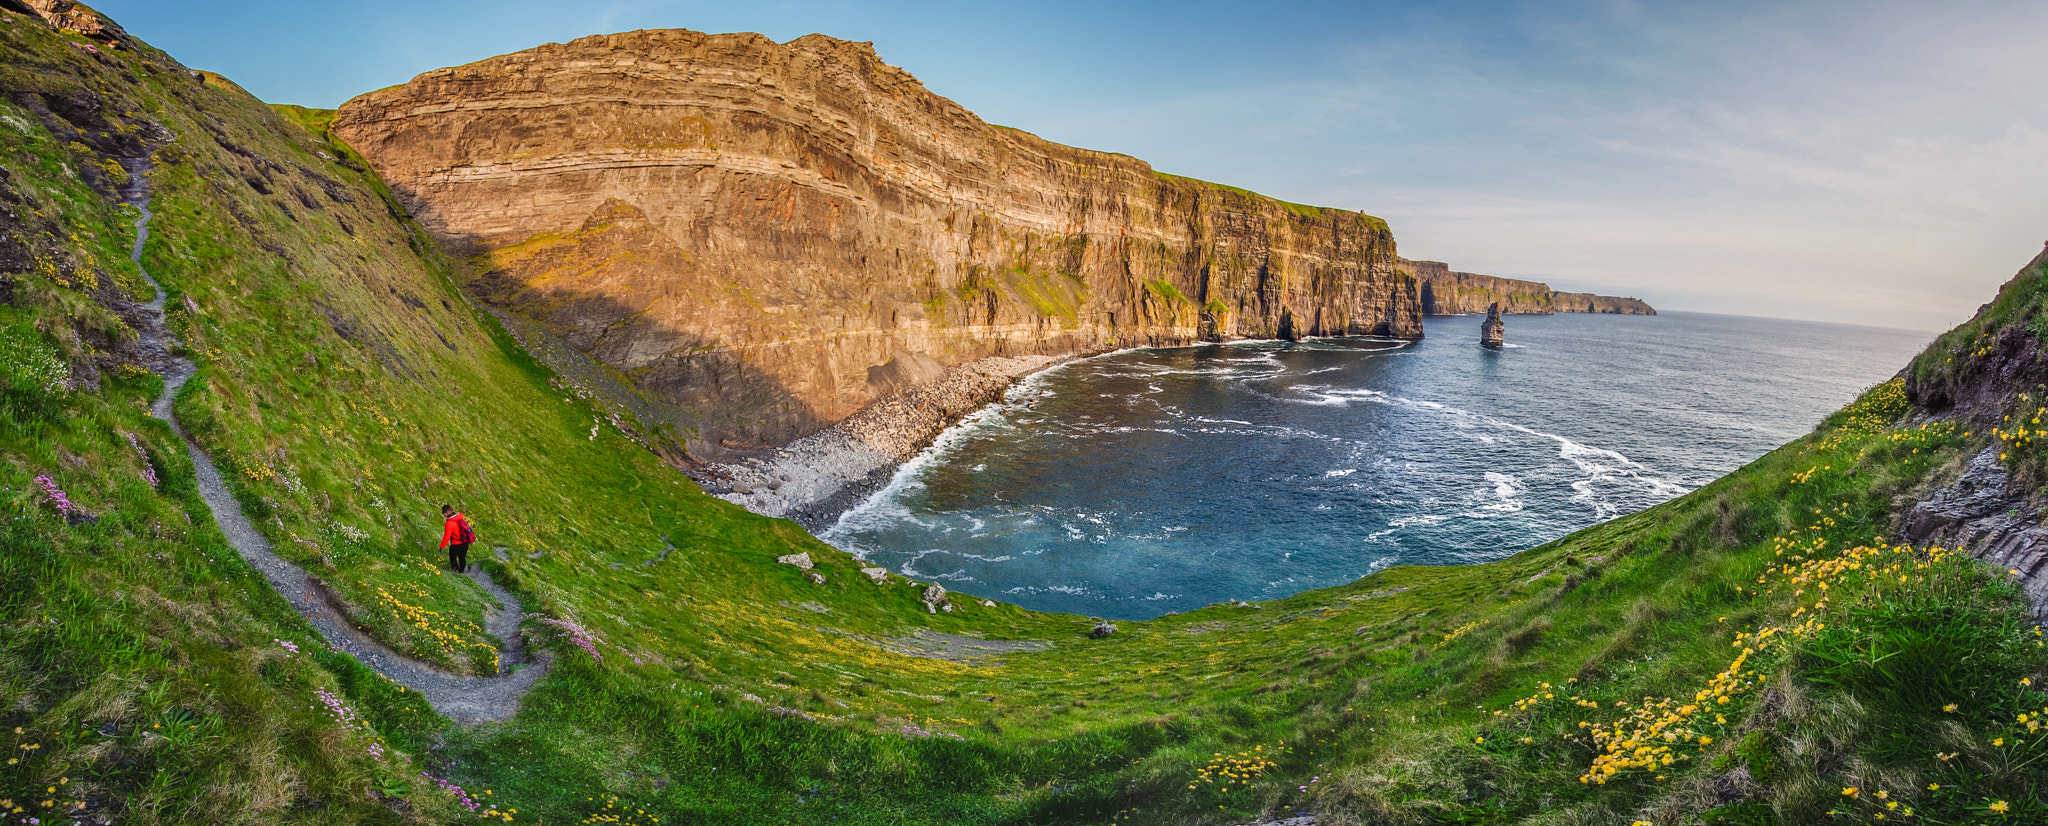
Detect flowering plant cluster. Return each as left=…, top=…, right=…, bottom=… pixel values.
left=374, top=583, right=496, bottom=673
left=537, top=616, right=602, bottom=660
left=895, top=721, right=964, bottom=741
left=311, top=688, right=384, bottom=758
left=31, top=475, right=76, bottom=518
left=3, top=728, right=84, bottom=823
left=1812, top=378, right=1911, bottom=451
left=579, top=794, right=658, bottom=824
left=1434, top=619, right=1483, bottom=650
left=421, top=772, right=516, bottom=821
left=0, top=325, right=68, bottom=401
left=126, top=433, right=157, bottom=488
left=1189, top=744, right=1280, bottom=795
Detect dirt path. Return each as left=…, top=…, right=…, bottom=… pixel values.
left=123, top=167, right=551, bottom=724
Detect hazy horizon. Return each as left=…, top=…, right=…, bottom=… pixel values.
left=94, top=0, right=2048, bottom=333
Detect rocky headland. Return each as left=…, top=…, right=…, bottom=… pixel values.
left=1400, top=257, right=1654, bottom=316
left=333, top=30, right=1424, bottom=458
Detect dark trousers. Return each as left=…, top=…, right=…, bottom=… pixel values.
left=448, top=542, right=469, bottom=572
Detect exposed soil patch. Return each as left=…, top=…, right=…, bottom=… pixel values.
left=876, top=629, right=1053, bottom=664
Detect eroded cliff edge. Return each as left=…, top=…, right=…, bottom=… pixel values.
left=333, top=30, right=1423, bottom=455
left=1401, top=258, right=1654, bottom=316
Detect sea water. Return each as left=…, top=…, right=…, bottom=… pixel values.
left=821, top=312, right=1933, bottom=619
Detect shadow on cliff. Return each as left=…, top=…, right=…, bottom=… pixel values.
left=475, top=283, right=832, bottom=462
left=402, top=198, right=832, bottom=461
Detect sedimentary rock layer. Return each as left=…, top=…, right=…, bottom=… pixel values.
left=334, top=30, right=1423, bottom=452
left=1400, top=258, right=1654, bottom=316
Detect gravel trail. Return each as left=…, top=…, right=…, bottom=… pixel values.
left=123, top=166, right=551, bottom=724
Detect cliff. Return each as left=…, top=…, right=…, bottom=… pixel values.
left=1400, top=258, right=1654, bottom=316
left=333, top=30, right=1422, bottom=453
left=14, top=4, right=2048, bottom=824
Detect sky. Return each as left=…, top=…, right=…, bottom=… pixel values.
left=93, top=0, right=2048, bottom=332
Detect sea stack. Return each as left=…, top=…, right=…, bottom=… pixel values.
left=1481, top=303, right=1505, bottom=348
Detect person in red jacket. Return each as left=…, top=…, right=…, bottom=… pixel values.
left=440, top=504, right=475, bottom=573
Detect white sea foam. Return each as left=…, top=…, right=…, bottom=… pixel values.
left=1281, top=384, right=1689, bottom=516
left=1005, top=584, right=1089, bottom=596
left=1325, top=468, right=1357, bottom=478
left=821, top=388, right=1031, bottom=545
left=1472, top=471, right=1526, bottom=514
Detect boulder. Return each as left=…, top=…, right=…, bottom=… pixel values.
left=921, top=584, right=951, bottom=614
left=776, top=552, right=813, bottom=570
left=1090, top=622, right=1118, bottom=639
left=861, top=566, right=891, bottom=584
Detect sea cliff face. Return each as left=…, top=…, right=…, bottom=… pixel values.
left=1401, top=258, right=1654, bottom=316
left=333, top=30, right=1422, bottom=452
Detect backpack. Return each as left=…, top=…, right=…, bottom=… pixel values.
left=455, top=514, right=476, bottom=546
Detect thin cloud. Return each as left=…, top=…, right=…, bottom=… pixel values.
left=94, top=0, right=2048, bottom=330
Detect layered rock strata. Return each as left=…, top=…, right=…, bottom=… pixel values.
left=14, top=0, right=129, bottom=44
left=1480, top=303, right=1504, bottom=347
left=334, top=30, right=1423, bottom=453
left=1903, top=446, right=2048, bottom=622
left=1401, top=258, right=1653, bottom=316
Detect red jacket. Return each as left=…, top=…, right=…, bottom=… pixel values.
left=441, top=513, right=473, bottom=548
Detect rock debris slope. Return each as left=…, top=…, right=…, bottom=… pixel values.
left=334, top=30, right=1424, bottom=452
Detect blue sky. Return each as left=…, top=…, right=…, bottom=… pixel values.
left=96, top=0, right=2048, bottom=331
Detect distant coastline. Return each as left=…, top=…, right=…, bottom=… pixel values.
left=1400, top=257, right=1656, bottom=316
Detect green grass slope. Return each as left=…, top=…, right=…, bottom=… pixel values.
left=4, top=4, right=2047, bottom=825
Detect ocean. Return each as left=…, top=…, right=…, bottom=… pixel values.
left=819, top=311, right=1935, bottom=620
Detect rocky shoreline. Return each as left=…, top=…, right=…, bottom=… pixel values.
left=706, top=353, right=1073, bottom=531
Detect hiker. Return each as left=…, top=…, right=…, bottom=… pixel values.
left=440, top=504, right=476, bottom=573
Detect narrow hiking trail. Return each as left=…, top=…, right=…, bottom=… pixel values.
left=121, top=165, right=551, bottom=724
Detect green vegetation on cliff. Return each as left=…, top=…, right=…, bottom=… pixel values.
left=2, top=5, right=2045, bottom=826
left=1153, top=172, right=1335, bottom=221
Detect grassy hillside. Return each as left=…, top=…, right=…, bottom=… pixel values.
left=3, top=4, right=2046, bottom=826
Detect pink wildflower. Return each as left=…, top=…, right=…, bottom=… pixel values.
left=33, top=475, right=77, bottom=517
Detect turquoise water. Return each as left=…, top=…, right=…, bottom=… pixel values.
left=821, top=312, right=1933, bottom=619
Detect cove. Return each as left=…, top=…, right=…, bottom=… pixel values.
left=823, top=312, right=1932, bottom=620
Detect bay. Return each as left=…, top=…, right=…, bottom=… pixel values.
left=821, top=311, right=1934, bottom=619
